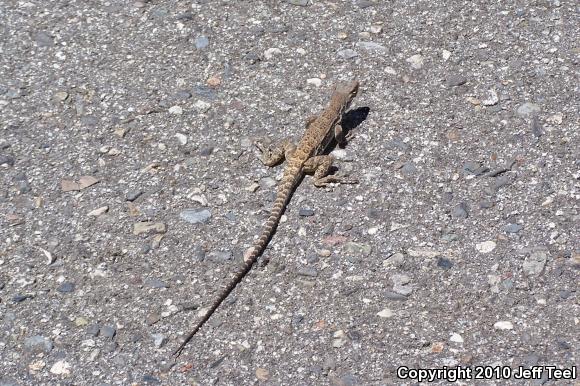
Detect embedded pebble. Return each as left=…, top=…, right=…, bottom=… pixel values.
left=152, top=333, right=167, bottom=348
left=256, top=368, right=270, bottom=381
left=476, top=241, right=496, bottom=253
left=337, top=49, right=359, bottom=59
left=194, top=35, right=209, bottom=49
left=407, top=248, right=439, bottom=258
left=264, top=48, right=282, bottom=60
left=0, top=154, right=15, bottom=166
left=86, top=324, right=100, bottom=336
left=175, top=133, right=188, bottom=145
left=168, top=105, right=183, bottom=115
left=299, top=208, right=314, bottom=217
left=449, top=333, right=464, bottom=343
left=306, top=78, right=322, bottom=87
left=24, top=336, right=53, bottom=353
left=50, top=360, right=71, bottom=376
left=494, top=321, right=514, bottom=330
left=133, top=222, right=167, bottom=235
left=193, top=100, right=211, bottom=112
left=344, top=242, right=372, bottom=256
left=208, top=250, right=233, bottom=263
left=522, top=249, right=548, bottom=276
left=87, top=206, right=108, bottom=216
left=126, top=190, right=143, bottom=202
left=179, top=208, right=212, bottom=224
left=356, top=41, right=387, bottom=52
left=445, top=74, right=467, bottom=87
left=145, top=278, right=169, bottom=289
left=100, top=325, right=116, bottom=339
left=482, top=89, right=499, bottom=106
left=452, top=203, right=469, bottom=219
left=297, top=267, right=318, bottom=277
left=406, top=54, right=424, bottom=69
left=286, top=0, right=309, bottom=5
left=332, top=330, right=347, bottom=348
left=437, top=257, right=453, bottom=269
left=505, top=223, right=523, bottom=233
left=516, top=102, right=540, bottom=117
left=57, top=282, right=75, bottom=293
left=377, top=308, right=393, bottom=318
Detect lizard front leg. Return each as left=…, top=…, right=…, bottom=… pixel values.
left=303, top=155, right=358, bottom=187
left=255, top=138, right=296, bottom=167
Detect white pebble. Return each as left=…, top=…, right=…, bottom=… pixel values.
left=87, top=206, right=109, bottom=217
left=493, top=321, right=513, bottom=330
left=168, top=105, right=183, bottom=115
left=50, top=360, right=71, bottom=376
left=476, top=240, right=496, bottom=253
left=264, top=47, right=282, bottom=60
left=449, top=333, right=464, bottom=343
left=175, top=133, right=188, bottom=145
left=306, top=78, right=322, bottom=87
left=377, top=308, right=393, bottom=318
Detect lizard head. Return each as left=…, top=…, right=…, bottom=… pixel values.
left=336, top=80, right=359, bottom=110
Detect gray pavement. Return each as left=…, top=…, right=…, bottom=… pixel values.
left=0, top=1, right=578, bottom=385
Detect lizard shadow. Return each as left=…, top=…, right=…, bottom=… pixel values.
left=327, top=106, right=370, bottom=153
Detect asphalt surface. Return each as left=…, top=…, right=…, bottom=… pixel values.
left=1, top=1, right=578, bottom=385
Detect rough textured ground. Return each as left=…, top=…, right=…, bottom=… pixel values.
left=1, top=1, right=578, bottom=385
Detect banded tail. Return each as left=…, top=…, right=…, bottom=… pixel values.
left=173, top=174, right=298, bottom=357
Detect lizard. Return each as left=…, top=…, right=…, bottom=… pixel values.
left=173, top=80, right=360, bottom=357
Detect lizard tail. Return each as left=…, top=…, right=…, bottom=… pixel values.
left=173, top=177, right=297, bottom=358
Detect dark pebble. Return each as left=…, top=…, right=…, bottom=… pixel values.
left=384, top=291, right=408, bottom=301
left=505, top=223, right=523, bottom=233
left=556, top=338, right=571, bottom=350
left=531, top=116, right=543, bottom=137
left=174, top=90, right=192, bottom=100
left=144, top=278, right=169, bottom=289
left=401, top=162, right=417, bottom=176
left=57, top=282, right=75, bottom=293
left=339, top=373, right=359, bottom=386
left=192, top=245, right=206, bottom=262
left=103, top=341, right=118, bottom=353
left=126, top=190, right=143, bottom=201
left=291, top=314, right=304, bottom=326
left=299, top=208, right=315, bottom=217
left=462, top=161, right=481, bottom=175
left=142, top=375, right=162, bottom=385
left=34, top=31, right=54, bottom=47
left=437, top=257, right=454, bottom=269
left=494, top=175, right=511, bottom=191
left=347, top=330, right=362, bottom=341
left=12, top=294, right=32, bottom=303
left=17, top=180, right=31, bottom=193
left=100, top=325, right=116, bottom=339
left=81, top=116, right=98, bottom=127
left=355, top=0, right=374, bottom=8
left=0, top=154, right=15, bottom=166
left=297, top=267, right=318, bottom=277
left=445, top=74, right=468, bottom=87
left=86, top=324, right=100, bottom=336
left=193, top=85, right=217, bottom=100
left=452, top=202, right=469, bottom=219
left=558, top=289, right=572, bottom=299
left=24, top=335, right=53, bottom=353
left=306, top=255, right=319, bottom=264
left=479, top=200, right=494, bottom=209
left=199, top=146, right=214, bottom=156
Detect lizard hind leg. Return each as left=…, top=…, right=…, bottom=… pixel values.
left=255, top=138, right=296, bottom=167
left=303, top=155, right=358, bottom=187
